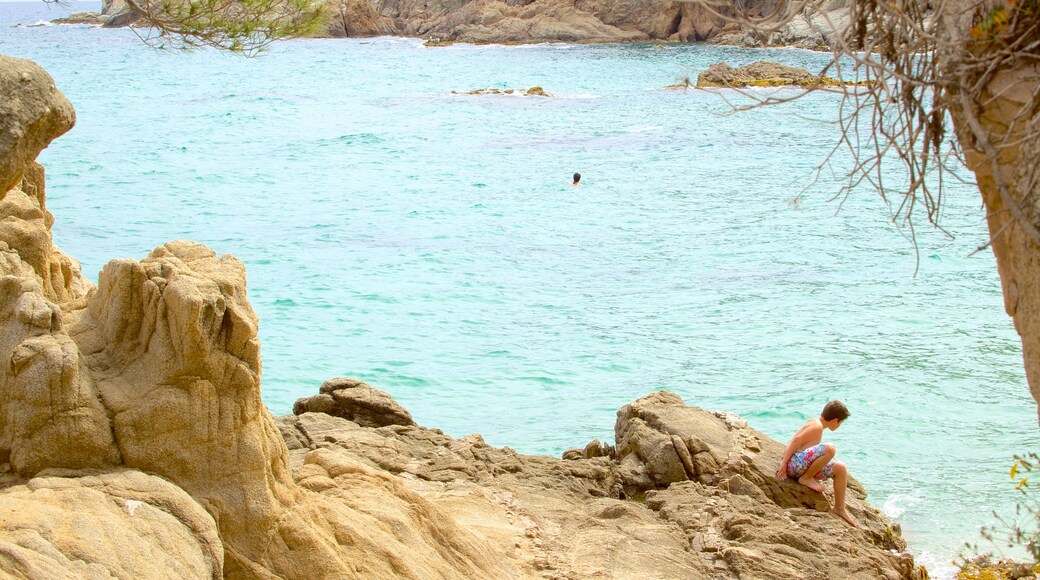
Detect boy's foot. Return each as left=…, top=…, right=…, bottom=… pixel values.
left=833, top=508, right=859, bottom=528
left=797, top=476, right=825, bottom=493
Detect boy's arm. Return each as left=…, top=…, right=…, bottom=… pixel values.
left=775, top=424, right=821, bottom=480
left=776, top=436, right=799, bottom=480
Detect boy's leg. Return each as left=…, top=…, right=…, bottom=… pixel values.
left=831, top=462, right=859, bottom=527
left=797, top=443, right=836, bottom=492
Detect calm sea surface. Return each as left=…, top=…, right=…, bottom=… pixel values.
left=4, top=2, right=1039, bottom=573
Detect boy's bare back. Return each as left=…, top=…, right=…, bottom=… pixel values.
left=790, top=418, right=824, bottom=453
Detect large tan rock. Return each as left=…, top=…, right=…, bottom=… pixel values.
left=293, top=376, right=416, bottom=427
left=0, top=53, right=930, bottom=580
left=696, top=60, right=842, bottom=87
left=282, top=385, right=926, bottom=579
left=616, top=391, right=873, bottom=513
left=0, top=57, right=89, bottom=305
left=0, top=469, right=222, bottom=579
left=0, top=271, right=120, bottom=474
left=0, top=56, right=74, bottom=196
left=324, top=0, right=397, bottom=36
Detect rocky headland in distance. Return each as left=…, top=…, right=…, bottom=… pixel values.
left=87, top=0, right=850, bottom=48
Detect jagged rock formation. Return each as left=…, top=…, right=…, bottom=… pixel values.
left=324, top=0, right=397, bottom=37
left=280, top=387, right=927, bottom=579
left=293, top=376, right=416, bottom=427
left=0, top=53, right=926, bottom=579
left=50, top=12, right=110, bottom=25
left=0, top=55, right=502, bottom=579
left=696, top=60, right=852, bottom=88
left=96, top=0, right=851, bottom=46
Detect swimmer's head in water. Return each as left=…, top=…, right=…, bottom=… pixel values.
left=573, top=172, right=581, bottom=183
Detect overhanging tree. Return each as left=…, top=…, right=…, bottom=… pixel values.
left=48, top=0, right=328, bottom=53
left=687, top=0, right=1040, bottom=422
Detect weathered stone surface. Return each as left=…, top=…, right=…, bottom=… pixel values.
left=696, top=60, right=843, bottom=87
left=324, top=0, right=396, bottom=36
left=0, top=74, right=112, bottom=477
left=0, top=469, right=223, bottom=579
left=282, top=387, right=926, bottom=580
left=616, top=391, right=863, bottom=514
left=294, top=376, right=416, bottom=427
left=51, top=11, right=109, bottom=25
left=0, top=56, right=75, bottom=196
left=100, top=0, right=138, bottom=27
left=0, top=54, right=930, bottom=580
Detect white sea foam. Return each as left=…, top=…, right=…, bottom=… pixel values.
left=550, top=92, right=601, bottom=99
left=625, top=125, right=663, bottom=133
left=913, top=550, right=959, bottom=580
left=881, top=493, right=920, bottom=519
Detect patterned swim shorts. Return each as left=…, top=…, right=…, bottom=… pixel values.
left=786, top=443, right=834, bottom=480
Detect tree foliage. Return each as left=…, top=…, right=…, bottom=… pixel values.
left=48, top=0, right=328, bottom=54
left=687, top=0, right=1040, bottom=254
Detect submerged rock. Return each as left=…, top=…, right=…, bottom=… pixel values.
left=452, top=86, right=550, bottom=96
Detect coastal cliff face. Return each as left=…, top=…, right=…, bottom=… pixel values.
left=96, top=0, right=849, bottom=46
left=0, top=53, right=925, bottom=578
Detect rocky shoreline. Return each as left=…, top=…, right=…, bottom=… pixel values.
left=72, top=0, right=850, bottom=48
left=0, top=53, right=928, bottom=578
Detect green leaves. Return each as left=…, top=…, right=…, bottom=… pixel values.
left=125, top=0, right=328, bottom=54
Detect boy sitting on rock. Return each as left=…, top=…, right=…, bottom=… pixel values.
left=775, top=400, right=858, bottom=527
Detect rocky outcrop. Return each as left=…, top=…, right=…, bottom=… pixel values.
left=93, top=0, right=850, bottom=46
left=99, top=0, right=139, bottom=28
left=0, top=53, right=925, bottom=579
left=0, top=54, right=505, bottom=579
left=696, top=60, right=852, bottom=88
left=280, top=388, right=927, bottom=579
left=50, top=12, right=109, bottom=25
left=325, top=0, right=397, bottom=37
left=0, top=56, right=75, bottom=198
left=451, top=86, right=550, bottom=96
left=0, top=469, right=223, bottom=578
left=293, top=376, right=416, bottom=427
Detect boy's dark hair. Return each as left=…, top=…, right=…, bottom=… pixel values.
left=573, top=172, right=581, bottom=182
left=821, top=400, right=850, bottom=422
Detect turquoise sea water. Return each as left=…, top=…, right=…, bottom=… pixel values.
left=4, top=2, right=1039, bottom=573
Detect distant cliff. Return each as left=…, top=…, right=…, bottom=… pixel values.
left=97, top=0, right=850, bottom=47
